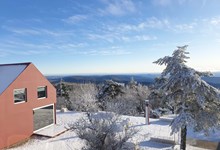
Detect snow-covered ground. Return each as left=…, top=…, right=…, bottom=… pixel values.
left=8, top=111, right=219, bottom=150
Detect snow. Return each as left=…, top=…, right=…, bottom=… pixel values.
left=8, top=111, right=219, bottom=150
left=0, top=64, right=28, bottom=95
left=34, top=124, right=67, bottom=138
left=187, top=128, right=220, bottom=142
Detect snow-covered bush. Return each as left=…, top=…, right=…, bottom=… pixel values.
left=69, top=112, right=138, bottom=150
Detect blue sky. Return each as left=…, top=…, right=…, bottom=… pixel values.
left=0, top=0, right=220, bottom=75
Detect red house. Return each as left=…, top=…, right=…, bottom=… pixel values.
left=0, top=62, right=56, bottom=149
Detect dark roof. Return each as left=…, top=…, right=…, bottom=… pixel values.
left=0, top=62, right=31, bottom=95
left=0, top=62, right=31, bottom=66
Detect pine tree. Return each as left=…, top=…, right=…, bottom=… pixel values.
left=58, top=80, right=72, bottom=110
left=97, top=80, right=125, bottom=110
left=98, top=80, right=124, bottom=101
left=128, top=77, right=137, bottom=89
left=153, top=45, right=220, bottom=150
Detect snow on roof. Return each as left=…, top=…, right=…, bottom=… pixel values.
left=0, top=63, right=30, bottom=95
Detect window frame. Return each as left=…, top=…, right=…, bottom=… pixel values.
left=14, top=88, right=27, bottom=104
left=37, top=86, right=47, bottom=99
left=33, top=104, right=55, bottom=132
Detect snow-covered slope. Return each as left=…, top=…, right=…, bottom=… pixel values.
left=8, top=111, right=218, bottom=150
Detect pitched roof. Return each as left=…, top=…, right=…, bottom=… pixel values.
left=0, top=62, right=31, bottom=95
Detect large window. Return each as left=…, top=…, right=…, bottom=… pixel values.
left=14, top=88, right=27, bottom=104
left=33, top=105, right=54, bottom=131
left=37, top=86, right=47, bottom=99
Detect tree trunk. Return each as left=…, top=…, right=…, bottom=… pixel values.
left=180, top=125, right=187, bottom=150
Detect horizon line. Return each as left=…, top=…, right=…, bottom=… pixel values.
left=44, top=71, right=220, bottom=77
left=44, top=72, right=161, bottom=76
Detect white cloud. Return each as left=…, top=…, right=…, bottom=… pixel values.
left=62, top=46, right=131, bottom=56
left=173, top=22, right=197, bottom=33
left=120, top=35, right=157, bottom=42
left=198, top=16, right=220, bottom=35
left=152, top=0, right=202, bottom=6
left=138, top=17, right=170, bottom=29
left=2, top=26, right=69, bottom=36
left=79, top=49, right=131, bottom=56
left=0, top=40, right=53, bottom=57
left=57, top=43, right=88, bottom=50
left=105, top=17, right=170, bottom=33
left=99, top=0, right=136, bottom=16
left=0, top=39, right=131, bottom=57
left=87, top=32, right=157, bottom=42
left=4, top=28, right=41, bottom=35
left=63, top=15, right=88, bottom=24
left=134, top=35, right=157, bottom=41
left=0, top=49, right=48, bottom=57
left=103, top=16, right=203, bottom=35
left=99, top=49, right=131, bottom=55
left=210, top=17, right=220, bottom=26
left=87, top=33, right=118, bottom=43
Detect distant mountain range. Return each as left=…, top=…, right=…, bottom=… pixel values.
left=47, top=74, right=157, bottom=85
left=47, top=73, right=220, bottom=88
left=213, top=72, right=220, bottom=77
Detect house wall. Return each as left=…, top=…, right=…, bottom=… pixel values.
left=0, top=63, right=56, bottom=149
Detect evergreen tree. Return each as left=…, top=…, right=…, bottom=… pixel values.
left=98, top=80, right=125, bottom=110
left=153, top=45, right=220, bottom=150
left=127, top=77, right=137, bottom=89
left=58, top=80, right=72, bottom=110
left=98, top=80, right=124, bottom=100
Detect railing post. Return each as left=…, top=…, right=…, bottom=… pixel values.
left=145, top=100, right=150, bottom=125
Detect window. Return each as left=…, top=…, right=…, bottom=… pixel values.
left=33, top=105, right=54, bottom=131
left=37, top=86, right=47, bottom=99
left=14, top=88, right=27, bottom=104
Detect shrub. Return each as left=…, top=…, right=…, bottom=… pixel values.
left=69, top=112, right=138, bottom=150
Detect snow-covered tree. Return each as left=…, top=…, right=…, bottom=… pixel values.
left=148, top=77, right=168, bottom=110
left=56, top=82, right=72, bottom=110
left=100, top=79, right=150, bottom=116
left=153, top=45, right=220, bottom=150
left=69, top=83, right=99, bottom=112
left=98, top=80, right=125, bottom=100
left=127, top=77, right=137, bottom=89
left=98, top=80, right=125, bottom=110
